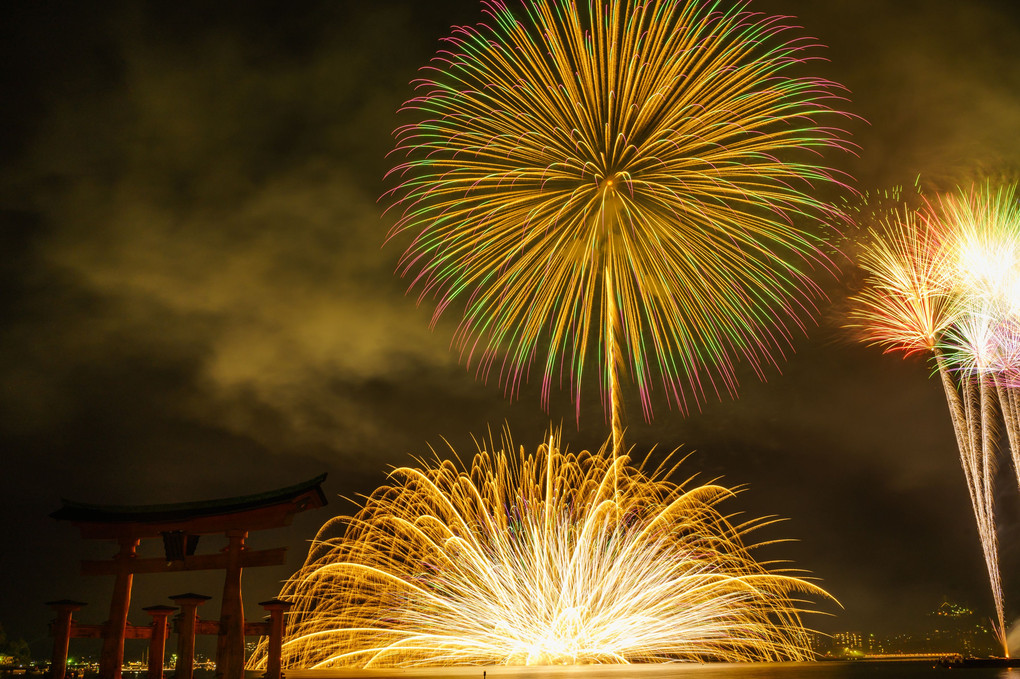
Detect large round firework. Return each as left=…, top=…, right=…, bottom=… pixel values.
left=253, top=435, right=826, bottom=668
left=385, top=0, right=854, bottom=423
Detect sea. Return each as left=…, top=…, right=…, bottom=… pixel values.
left=287, top=662, right=1020, bottom=679
left=4, top=663, right=1017, bottom=679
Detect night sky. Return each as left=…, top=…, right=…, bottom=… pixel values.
left=3, top=0, right=1020, bottom=660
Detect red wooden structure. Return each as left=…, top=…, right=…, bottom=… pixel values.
left=46, top=600, right=85, bottom=679
left=50, top=475, right=327, bottom=679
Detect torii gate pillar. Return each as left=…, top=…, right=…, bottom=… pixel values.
left=216, top=530, right=247, bottom=679
left=100, top=538, right=139, bottom=679
left=47, top=600, right=86, bottom=679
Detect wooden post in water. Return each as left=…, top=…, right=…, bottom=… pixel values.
left=47, top=600, right=86, bottom=679
left=258, top=599, right=293, bottom=679
left=143, top=606, right=176, bottom=679
left=170, top=594, right=210, bottom=679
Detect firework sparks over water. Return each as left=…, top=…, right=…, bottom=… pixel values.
left=252, top=434, right=827, bottom=668
left=385, top=0, right=854, bottom=431
left=848, top=180, right=1020, bottom=656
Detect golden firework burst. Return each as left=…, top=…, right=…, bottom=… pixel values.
left=252, top=434, right=829, bottom=669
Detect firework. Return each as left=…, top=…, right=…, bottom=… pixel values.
left=936, top=184, right=1020, bottom=497
left=846, top=204, right=958, bottom=355
left=251, top=434, right=827, bottom=668
left=936, top=189, right=1020, bottom=651
left=944, top=183, right=1020, bottom=310
left=848, top=181, right=1020, bottom=655
left=385, top=0, right=854, bottom=441
left=267, top=2, right=848, bottom=668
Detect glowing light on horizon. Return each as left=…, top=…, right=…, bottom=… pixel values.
left=384, top=0, right=855, bottom=423
left=251, top=434, right=829, bottom=669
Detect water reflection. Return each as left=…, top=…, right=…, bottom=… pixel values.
left=288, top=661, right=1018, bottom=679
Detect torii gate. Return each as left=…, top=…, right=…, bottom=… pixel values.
left=51, top=474, right=327, bottom=679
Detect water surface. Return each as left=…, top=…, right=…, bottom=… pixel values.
left=289, top=661, right=1020, bottom=679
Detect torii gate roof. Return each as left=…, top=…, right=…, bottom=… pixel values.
left=51, top=473, right=328, bottom=539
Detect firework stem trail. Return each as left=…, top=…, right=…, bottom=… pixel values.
left=1001, top=378, right=1020, bottom=490
left=934, top=328, right=1007, bottom=656
left=979, top=375, right=1007, bottom=655
left=605, top=263, right=624, bottom=471
left=935, top=349, right=970, bottom=467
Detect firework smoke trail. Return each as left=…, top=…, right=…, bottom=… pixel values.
left=849, top=182, right=1020, bottom=656
left=384, top=0, right=854, bottom=442
left=251, top=434, right=828, bottom=669
left=992, top=319, right=1020, bottom=483
left=939, top=313, right=1006, bottom=654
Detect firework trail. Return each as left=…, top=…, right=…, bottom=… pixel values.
left=251, top=434, right=828, bottom=668
left=385, top=0, right=854, bottom=447
left=848, top=181, right=1020, bottom=655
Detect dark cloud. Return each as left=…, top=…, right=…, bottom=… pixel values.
left=2, top=0, right=1020, bottom=656
left=788, top=0, right=1020, bottom=188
